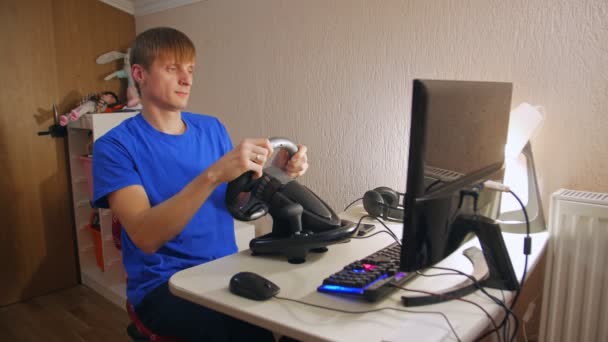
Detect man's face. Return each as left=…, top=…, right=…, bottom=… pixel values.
left=135, top=55, right=195, bottom=111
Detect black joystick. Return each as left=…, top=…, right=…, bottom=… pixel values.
left=269, top=202, right=303, bottom=237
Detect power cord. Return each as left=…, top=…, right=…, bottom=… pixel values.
left=469, top=182, right=532, bottom=342
left=272, top=295, right=462, bottom=342
left=352, top=214, right=508, bottom=341
left=426, top=179, right=443, bottom=192
left=429, top=265, right=515, bottom=342
left=338, top=183, right=532, bottom=342
left=350, top=229, right=400, bottom=243
left=500, top=290, right=511, bottom=342
left=391, top=285, right=500, bottom=341
left=298, top=215, right=464, bottom=340
left=343, top=197, right=363, bottom=212
left=506, top=189, right=530, bottom=342
left=447, top=184, right=532, bottom=342
left=454, top=188, right=516, bottom=341
left=350, top=214, right=402, bottom=245
left=413, top=269, right=513, bottom=342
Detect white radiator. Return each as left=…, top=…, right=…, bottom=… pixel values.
left=539, top=189, right=608, bottom=342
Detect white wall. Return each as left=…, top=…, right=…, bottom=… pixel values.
left=136, top=0, right=608, bottom=213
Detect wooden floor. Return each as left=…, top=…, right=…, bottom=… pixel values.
left=0, top=285, right=131, bottom=342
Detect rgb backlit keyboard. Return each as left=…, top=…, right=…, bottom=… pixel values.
left=317, top=242, right=415, bottom=302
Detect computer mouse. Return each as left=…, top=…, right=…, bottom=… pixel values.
left=229, top=271, right=280, bottom=301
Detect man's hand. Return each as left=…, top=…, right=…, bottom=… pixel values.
left=205, top=138, right=274, bottom=184
left=284, top=144, right=309, bottom=178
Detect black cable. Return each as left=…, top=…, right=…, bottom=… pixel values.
left=343, top=188, right=531, bottom=341
left=415, top=270, right=461, bottom=277
left=366, top=216, right=402, bottom=245
left=273, top=295, right=462, bottom=342
left=428, top=265, right=514, bottom=342
left=425, top=179, right=443, bottom=192
left=343, top=197, right=363, bottom=212
left=351, top=215, right=402, bottom=245
left=353, top=215, right=502, bottom=340
left=355, top=203, right=510, bottom=341
left=392, top=285, right=500, bottom=341
left=350, top=229, right=400, bottom=243
left=417, top=267, right=510, bottom=310
left=500, top=290, right=511, bottom=342
left=456, top=188, right=517, bottom=341
left=507, top=189, right=531, bottom=308
left=413, top=270, right=509, bottom=342
left=466, top=188, right=531, bottom=342
left=506, top=189, right=530, bottom=342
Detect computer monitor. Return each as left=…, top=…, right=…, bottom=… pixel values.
left=400, top=79, right=512, bottom=272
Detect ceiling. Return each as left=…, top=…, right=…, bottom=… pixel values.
left=99, top=0, right=204, bottom=17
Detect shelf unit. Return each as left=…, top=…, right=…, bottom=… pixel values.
left=67, top=112, right=255, bottom=308
left=68, top=112, right=139, bottom=308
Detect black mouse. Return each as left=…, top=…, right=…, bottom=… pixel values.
left=229, top=271, right=280, bottom=301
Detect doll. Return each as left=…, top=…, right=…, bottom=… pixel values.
left=59, top=92, right=120, bottom=126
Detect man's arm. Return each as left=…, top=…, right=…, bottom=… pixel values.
left=108, top=138, right=273, bottom=254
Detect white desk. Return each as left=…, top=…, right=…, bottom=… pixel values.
left=170, top=207, right=548, bottom=342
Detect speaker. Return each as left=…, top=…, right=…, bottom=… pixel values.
left=363, top=186, right=405, bottom=222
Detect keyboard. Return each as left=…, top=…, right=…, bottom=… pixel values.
left=317, top=242, right=416, bottom=302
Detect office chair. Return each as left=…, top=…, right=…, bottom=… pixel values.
left=126, top=301, right=184, bottom=342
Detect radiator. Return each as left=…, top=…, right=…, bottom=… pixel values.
left=539, top=189, right=608, bottom=342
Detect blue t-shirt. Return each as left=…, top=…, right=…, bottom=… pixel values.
left=92, top=112, right=237, bottom=306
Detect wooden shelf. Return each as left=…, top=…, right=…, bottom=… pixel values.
left=67, top=112, right=138, bottom=308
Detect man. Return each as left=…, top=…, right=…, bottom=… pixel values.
left=93, top=27, right=308, bottom=341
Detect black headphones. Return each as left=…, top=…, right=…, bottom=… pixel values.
left=363, top=186, right=405, bottom=222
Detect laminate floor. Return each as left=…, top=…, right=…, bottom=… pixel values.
left=0, top=285, right=130, bottom=342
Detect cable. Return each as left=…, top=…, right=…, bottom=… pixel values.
left=507, top=189, right=531, bottom=308
left=414, top=269, right=511, bottom=342
left=273, top=295, right=462, bottom=342
left=429, top=265, right=515, bottom=342
left=500, top=290, right=511, bottom=342
left=343, top=197, right=363, bottom=212
left=351, top=215, right=402, bottom=245
left=341, top=202, right=403, bottom=244
left=505, top=189, right=530, bottom=342
left=425, top=179, right=443, bottom=192
left=355, top=202, right=512, bottom=341
left=365, top=215, right=402, bottom=244
left=352, top=217, right=505, bottom=342
left=343, top=184, right=531, bottom=342
left=458, top=184, right=532, bottom=342
left=350, top=229, right=400, bottom=243
left=415, top=270, right=462, bottom=277
left=418, top=267, right=511, bottom=310
left=392, top=285, right=500, bottom=341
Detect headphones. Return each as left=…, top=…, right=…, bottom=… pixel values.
left=363, top=186, right=405, bottom=222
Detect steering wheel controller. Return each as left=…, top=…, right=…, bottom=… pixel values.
left=225, top=137, right=357, bottom=263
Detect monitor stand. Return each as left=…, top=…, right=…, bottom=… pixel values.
left=401, top=214, right=520, bottom=307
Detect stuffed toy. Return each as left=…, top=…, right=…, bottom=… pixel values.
left=59, top=92, right=121, bottom=126
left=58, top=48, right=142, bottom=126
left=96, top=48, right=141, bottom=109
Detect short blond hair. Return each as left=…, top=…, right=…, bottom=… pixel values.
left=130, top=27, right=196, bottom=70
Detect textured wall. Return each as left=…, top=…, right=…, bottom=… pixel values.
left=136, top=0, right=608, bottom=213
